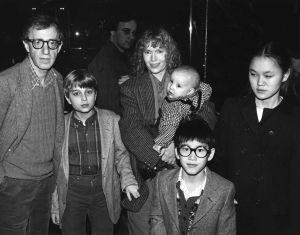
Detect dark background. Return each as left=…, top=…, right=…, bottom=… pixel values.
left=0, top=0, right=300, bottom=110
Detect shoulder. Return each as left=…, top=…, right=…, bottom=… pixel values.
left=156, top=168, right=179, bottom=182
left=121, top=73, right=149, bottom=90
left=207, top=168, right=235, bottom=191
left=0, top=61, right=21, bottom=82
left=96, top=107, right=120, bottom=120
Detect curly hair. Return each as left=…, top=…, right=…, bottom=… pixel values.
left=131, top=27, right=181, bottom=76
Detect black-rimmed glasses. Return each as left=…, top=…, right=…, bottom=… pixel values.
left=177, top=145, right=210, bottom=158
left=25, top=39, right=62, bottom=50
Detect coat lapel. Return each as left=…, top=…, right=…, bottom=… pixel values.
left=97, top=109, right=112, bottom=175
left=192, top=169, right=218, bottom=225
left=163, top=170, right=181, bottom=232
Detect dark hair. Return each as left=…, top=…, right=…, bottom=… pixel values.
left=108, top=9, right=136, bottom=31
left=172, top=65, right=201, bottom=88
left=131, top=27, right=181, bottom=76
left=64, top=69, right=97, bottom=98
left=22, top=12, right=64, bottom=41
left=250, top=41, right=292, bottom=95
left=174, top=114, right=215, bottom=149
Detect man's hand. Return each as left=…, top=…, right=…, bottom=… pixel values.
left=161, top=142, right=176, bottom=165
left=51, top=212, right=60, bottom=225
left=125, top=184, right=140, bottom=201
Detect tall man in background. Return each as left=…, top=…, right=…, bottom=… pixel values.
left=88, top=11, right=137, bottom=115
left=0, top=12, right=64, bottom=235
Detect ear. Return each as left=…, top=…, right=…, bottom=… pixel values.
left=65, top=95, right=71, bottom=105
left=94, top=91, right=97, bottom=101
left=282, top=68, right=291, bottom=82
left=187, top=88, right=195, bottom=95
left=110, top=30, right=116, bottom=41
left=23, top=40, right=30, bottom=53
left=207, top=148, right=215, bottom=162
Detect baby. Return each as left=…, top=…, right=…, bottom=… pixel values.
left=153, top=65, right=212, bottom=156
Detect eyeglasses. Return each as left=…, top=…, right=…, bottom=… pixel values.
left=177, top=145, right=210, bottom=158
left=25, top=39, right=62, bottom=50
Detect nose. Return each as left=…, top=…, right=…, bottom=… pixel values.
left=188, top=152, right=198, bottom=160
left=150, top=52, right=156, bottom=62
left=257, top=76, right=264, bottom=86
left=81, top=93, right=87, bottom=101
left=42, top=42, right=50, bottom=54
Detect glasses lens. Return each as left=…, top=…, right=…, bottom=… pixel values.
left=48, top=40, right=59, bottom=49
left=195, top=147, right=208, bottom=158
left=179, top=146, right=191, bottom=157
left=32, top=39, right=43, bottom=49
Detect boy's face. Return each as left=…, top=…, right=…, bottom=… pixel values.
left=176, top=140, right=215, bottom=177
left=167, top=71, right=195, bottom=99
left=66, top=85, right=96, bottom=115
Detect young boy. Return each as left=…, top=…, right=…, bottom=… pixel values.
left=51, top=69, right=139, bottom=235
left=150, top=114, right=236, bottom=235
left=153, top=65, right=212, bottom=156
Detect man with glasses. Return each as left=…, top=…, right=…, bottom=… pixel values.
left=0, top=12, right=64, bottom=235
left=150, top=115, right=236, bottom=235
left=88, top=10, right=137, bottom=115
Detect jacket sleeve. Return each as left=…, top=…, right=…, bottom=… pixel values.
left=216, top=183, right=236, bottom=235
left=150, top=172, right=167, bottom=235
left=197, top=100, right=217, bottom=130
left=154, top=101, right=184, bottom=148
left=113, top=114, right=138, bottom=190
left=119, top=81, right=161, bottom=168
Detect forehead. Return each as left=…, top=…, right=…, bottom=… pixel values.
left=117, top=20, right=137, bottom=31
left=145, top=42, right=167, bottom=51
left=250, top=56, right=280, bottom=71
left=27, top=26, right=59, bottom=40
left=180, top=139, right=208, bottom=147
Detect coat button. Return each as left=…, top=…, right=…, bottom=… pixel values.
left=268, top=130, right=274, bottom=135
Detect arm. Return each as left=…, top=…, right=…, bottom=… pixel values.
left=217, top=183, right=236, bottom=235
left=150, top=172, right=167, bottom=235
left=119, top=81, right=161, bottom=168
left=113, top=114, right=138, bottom=190
left=197, top=100, right=217, bottom=130
left=154, top=101, right=183, bottom=148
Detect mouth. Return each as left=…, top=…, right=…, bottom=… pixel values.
left=81, top=104, right=89, bottom=108
left=187, top=163, right=198, bottom=168
left=150, top=63, right=160, bottom=68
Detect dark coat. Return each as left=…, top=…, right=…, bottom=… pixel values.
left=213, top=95, right=300, bottom=232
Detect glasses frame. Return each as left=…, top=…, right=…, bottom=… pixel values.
left=177, top=145, right=211, bottom=159
left=25, top=38, right=62, bottom=50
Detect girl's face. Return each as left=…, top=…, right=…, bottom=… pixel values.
left=249, top=56, right=289, bottom=107
left=143, top=42, right=167, bottom=81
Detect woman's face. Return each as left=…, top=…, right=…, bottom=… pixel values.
left=249, top=56, right=289, bottom=107
left=143, top=42, right=168, bottom=81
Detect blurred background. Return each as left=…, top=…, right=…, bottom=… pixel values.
left=0, top=0, right=299, bottom=110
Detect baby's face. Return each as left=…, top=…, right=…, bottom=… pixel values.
left=167, top=71, right=195, bottom=99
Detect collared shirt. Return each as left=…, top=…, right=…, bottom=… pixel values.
left=177, top=167, right=207, bottom=201
left=29, top=57, right=56, bottom=89
left=68, top=110, right=102, bottom=175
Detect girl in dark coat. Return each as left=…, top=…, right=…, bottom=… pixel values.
left=213, top=42, right=300, bottom=235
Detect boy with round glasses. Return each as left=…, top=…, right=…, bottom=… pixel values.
left=150, top=115, right=236, bottom=235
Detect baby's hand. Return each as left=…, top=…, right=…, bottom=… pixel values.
left=125, top=184, right=140, bottom=201
left=153, top=144, right=165, bottom=156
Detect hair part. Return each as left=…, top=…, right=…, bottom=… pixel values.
left=22, top=12, right=64, bottom=41
left=131, top=27, right=181, bottom=76
left=172, top=65, right=201, bottom=89
left=64, top=69, right=98, bottom=98
left=174, top=114, right=215, bottom=149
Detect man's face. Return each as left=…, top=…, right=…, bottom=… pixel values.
left=112, top=20, right=137, bottom=51
left=23, top=25, right=62, bottom=77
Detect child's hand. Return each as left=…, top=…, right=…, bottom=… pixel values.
left=51, top=212, right=60, bottom=225
left=161, top=142, right=176, bottom=165
left=125, top=184, right=140, bottom=201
